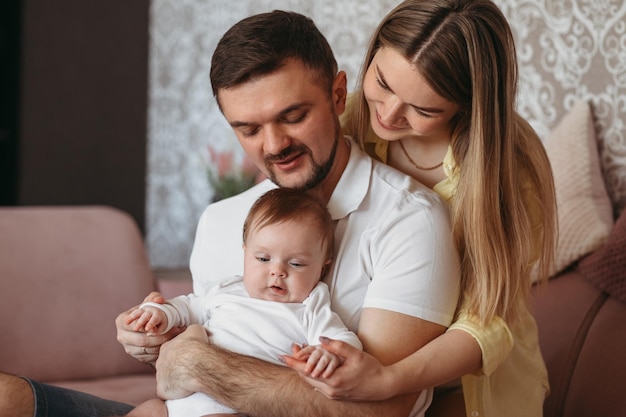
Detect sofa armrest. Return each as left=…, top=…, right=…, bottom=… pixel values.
left=0, top=206, right=158, bottom=382
left=531, top=268, right=626, bottom=417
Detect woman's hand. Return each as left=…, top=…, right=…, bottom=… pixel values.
left=115, top=292, right=185, bottom=364
left=283, top=337, right=395, bottom=401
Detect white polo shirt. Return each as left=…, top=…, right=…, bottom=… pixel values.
left=190, top=139, right=460, bottom=331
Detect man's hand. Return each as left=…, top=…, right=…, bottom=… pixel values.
left=115, top=292, right=185, bottom=364
left=154, top=324, right=210, bottom=400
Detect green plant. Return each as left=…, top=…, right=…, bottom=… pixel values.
left=207, top=145, right=264, bottom=202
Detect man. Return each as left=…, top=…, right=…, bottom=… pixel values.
left=0, top=10, right=460, bottom=417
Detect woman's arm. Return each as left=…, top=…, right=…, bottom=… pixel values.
left=285, top=329, right=481, bottom=400
left=285, top=308, right=516, bottom=401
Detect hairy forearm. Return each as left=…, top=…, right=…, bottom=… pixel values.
left=189, top=345, right=416, bottom=417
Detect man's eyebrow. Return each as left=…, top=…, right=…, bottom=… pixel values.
left=230, top=120, right=252, bottom=128
left=278, top=101, right=311, bottom=116
left=229, top=121, right=251, bottom=129
left=376, top=64, right=445, bottom=114
left=229, top=102, right=311, bottom=128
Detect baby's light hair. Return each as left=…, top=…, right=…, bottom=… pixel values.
left=243, top=188, right=335, bottom=265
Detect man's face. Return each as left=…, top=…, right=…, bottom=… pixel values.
left=218, top=59, right=346, bottom=193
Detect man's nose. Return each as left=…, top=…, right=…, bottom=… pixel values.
left=262, top=124, right=290, bottom=156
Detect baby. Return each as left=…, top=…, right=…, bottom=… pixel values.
left=126, top=188, right=362, bottom=417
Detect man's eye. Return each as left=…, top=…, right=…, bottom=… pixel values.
left=283, top=112, right=307, bottom=124
left=240, top=127, right=260, bottom=138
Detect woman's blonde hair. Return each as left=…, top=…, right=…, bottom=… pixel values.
left=345, top=0, right=557, bottom=324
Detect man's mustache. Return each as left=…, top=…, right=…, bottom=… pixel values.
left=264, top=145, right=309, bottom=164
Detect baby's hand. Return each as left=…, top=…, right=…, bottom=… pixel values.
left=291, top=343, right=343, bottom=379
left=124, top=306, right=167, bottom=336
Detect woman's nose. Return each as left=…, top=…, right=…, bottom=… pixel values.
left=379, top=97, right=405, bottom=126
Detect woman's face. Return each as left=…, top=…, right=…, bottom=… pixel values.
left=363, top=46, right=460, bottom=143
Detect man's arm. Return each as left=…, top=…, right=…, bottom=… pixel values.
left=156, top=306, right=446, bottom=417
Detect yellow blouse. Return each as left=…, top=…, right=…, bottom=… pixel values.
left=344, top=96, right=548, bottom=417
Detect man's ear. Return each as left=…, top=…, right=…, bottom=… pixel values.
left=332, top=71, right=348, bottom=115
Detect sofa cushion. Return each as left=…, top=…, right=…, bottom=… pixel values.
left=544, top=100, right=614, bottom=276
left=579, top=208, right=626, bottom=303
left=560, top=296, right=626, bottom=417
left=530, top=271, right=605, bottom=417
left=0, top=206, right=157, bottom=382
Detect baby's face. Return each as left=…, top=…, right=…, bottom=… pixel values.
left=242, top=219, right=330, bottom=303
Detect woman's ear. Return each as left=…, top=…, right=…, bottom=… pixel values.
left=332, top=71, right=348, bottom=115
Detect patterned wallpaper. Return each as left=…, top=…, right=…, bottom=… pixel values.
left=493, top=0, right=626, bottom=214
left=146, top=0, right=398, bottom=267
left=147, top=0, right=626, bottom=268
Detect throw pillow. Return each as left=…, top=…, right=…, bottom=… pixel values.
left=544, top=100, right=614, bottom=277
left=579, top=208, right=626, bottom=303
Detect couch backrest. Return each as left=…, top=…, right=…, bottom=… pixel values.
left=0, top=206, right=157, bottom=381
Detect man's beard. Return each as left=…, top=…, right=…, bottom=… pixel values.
left=264, top=132, right=339, bottom=191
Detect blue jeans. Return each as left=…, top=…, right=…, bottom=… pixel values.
left=24, top=378, right=134, bottom=417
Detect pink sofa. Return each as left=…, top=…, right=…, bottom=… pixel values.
left=530, top=208, right=626, bottom=417
left=1, top=205, right=625, bottom=416
left=0, top=206, right=192, bottom=406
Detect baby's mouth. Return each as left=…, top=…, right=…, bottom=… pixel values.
left=270, top=285, right=287, bottom=295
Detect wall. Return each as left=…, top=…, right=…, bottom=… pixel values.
left=17, top=1, right=149, bottom=231
left=147, top=0, right=626, bottom=268
left=493, top=0, right=626, bottom=214
left=147, top=0, right=398, bottom=268
left=0, top=1, right=20, bottom=205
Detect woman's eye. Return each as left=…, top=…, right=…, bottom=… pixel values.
left=414, top=108, right=434, bottom=118
left=376, top=77, right=391, bottom=91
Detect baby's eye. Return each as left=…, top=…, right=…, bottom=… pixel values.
left=255, top=256, right=270, bottom=263
left=289, top=261, right=306, bottom=268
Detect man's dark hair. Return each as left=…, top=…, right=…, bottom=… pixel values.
left=210, top=10, right=338, bottom=105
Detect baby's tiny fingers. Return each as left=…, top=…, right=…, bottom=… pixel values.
left=322, top=358, right=340, bottom=378
left=312, top=355, right=331, bottom=378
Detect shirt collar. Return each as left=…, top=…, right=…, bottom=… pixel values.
left=326, top=137, right=371, bottom=220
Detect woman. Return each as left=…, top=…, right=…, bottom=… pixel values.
left=285, top=1, right=557, bottom=416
